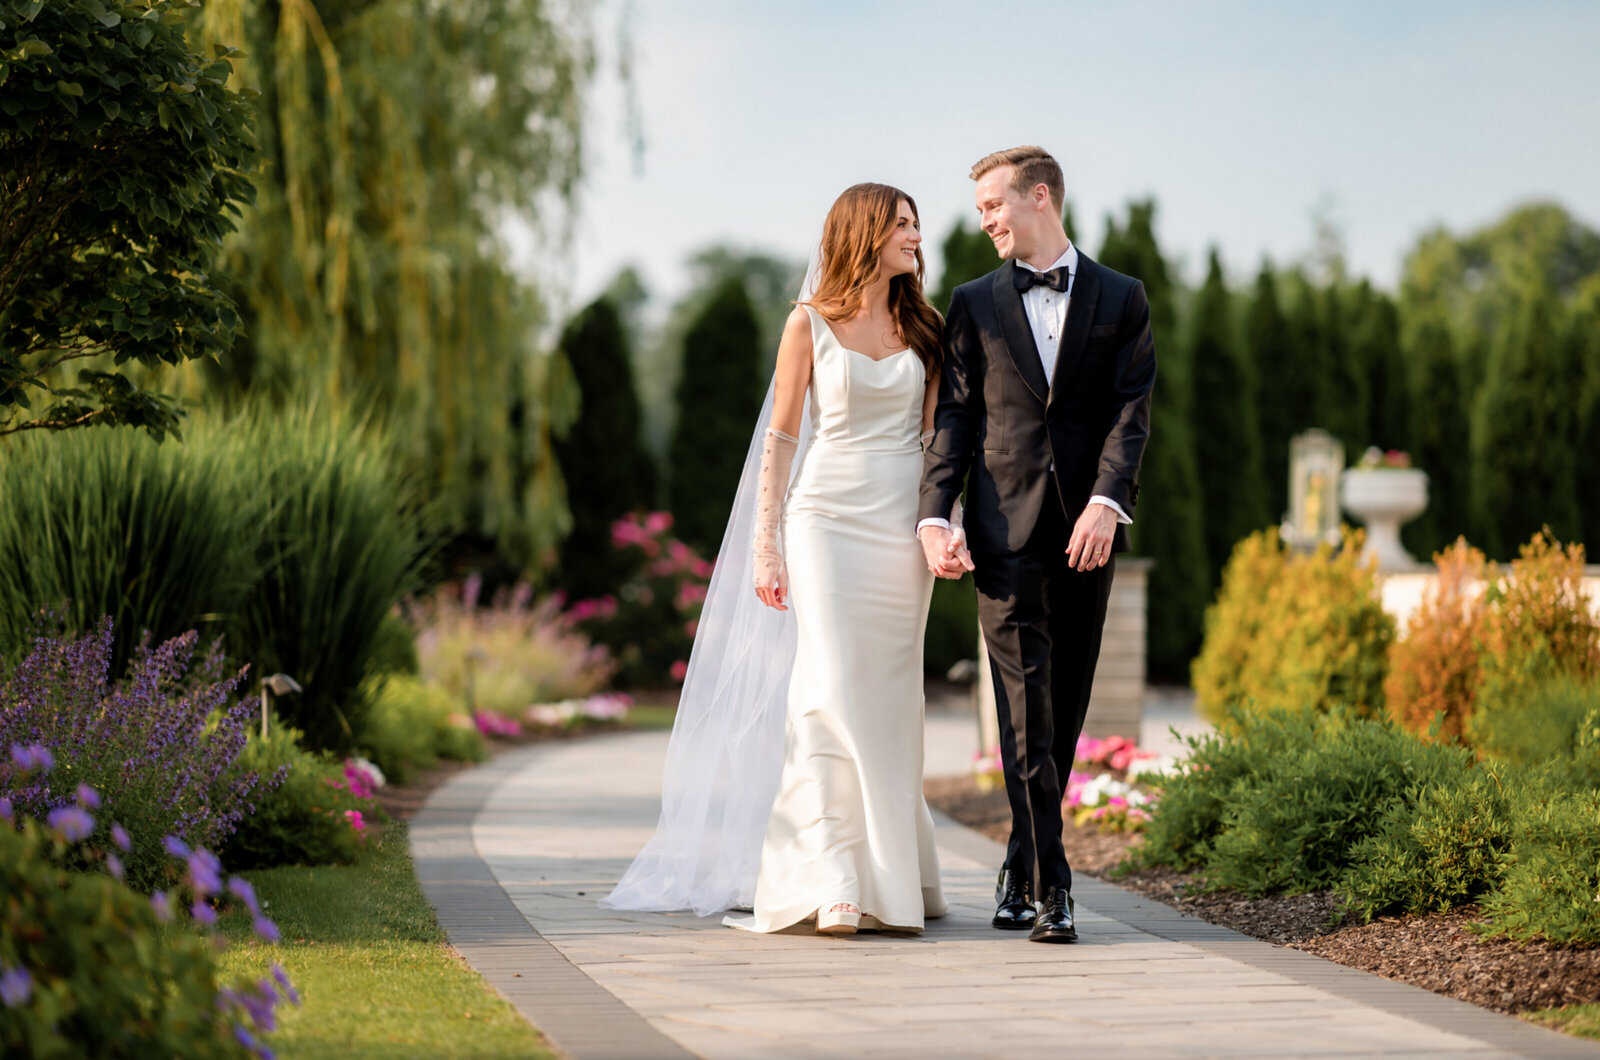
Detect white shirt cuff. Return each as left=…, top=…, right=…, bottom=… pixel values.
left=1089, top=496, right=1132, bottom=525
left=915, top=517, right=951, bottom=539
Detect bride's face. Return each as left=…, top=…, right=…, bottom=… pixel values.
left=879, top=200, right=921, bottom=278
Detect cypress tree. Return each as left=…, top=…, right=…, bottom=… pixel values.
left=1471, top=287, right=1581, bottom=558
left=553, top=297, right=658, bottom=598
left=1246, top=263, right=1296, bottom=520
left=1189, top=249, right=1269, bottom=581
left=669, top=278, right=765, bottom=555
left=1321, top=282, right=1368, bottom=453
left=1283, top=271, right=1331, bottom=440
left=930, top=219, right=1001, bottom=313
left=1099, top=201, right=1209, bottom=682
left=1400, top=314, right=1470, bottom=558
left=1353, top=283, right=1408, bottom=451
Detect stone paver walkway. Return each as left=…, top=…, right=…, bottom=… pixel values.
left=412, top=729, right=1599, bottom=1060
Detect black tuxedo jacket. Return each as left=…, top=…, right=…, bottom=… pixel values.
left=918, top=253, right=1156, bottom=556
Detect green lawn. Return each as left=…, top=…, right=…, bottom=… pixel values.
left=1528, top=1004, right=1600, bottom=1040
left=217, top=822, right=554, bottom=1059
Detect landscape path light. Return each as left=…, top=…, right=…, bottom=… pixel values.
left=261, top=673, right=303, bottom=739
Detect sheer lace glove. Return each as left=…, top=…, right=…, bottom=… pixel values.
left=752, top=427, right=799, bottom=609
left=920, top=429, right=934, bottom=451
left=949, top=496, right=967, bottom=553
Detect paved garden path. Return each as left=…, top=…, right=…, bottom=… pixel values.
left=412, top=725, right=1598, bottom=1060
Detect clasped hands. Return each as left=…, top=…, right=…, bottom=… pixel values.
left=918, top=502, right=1119, bottom=579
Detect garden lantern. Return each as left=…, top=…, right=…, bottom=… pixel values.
left=261, top=673, right=303, bottom=739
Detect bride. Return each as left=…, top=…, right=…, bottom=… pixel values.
left=600, top=183, right=966, bottom=935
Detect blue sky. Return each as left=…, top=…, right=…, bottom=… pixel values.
left=549, top=0, right=1600, bottom=312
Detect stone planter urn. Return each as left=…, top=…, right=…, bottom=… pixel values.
left=1339, top=468, right=1429, bottom=570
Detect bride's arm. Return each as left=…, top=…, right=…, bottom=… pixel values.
left=770, top=307, right=814, bottom=436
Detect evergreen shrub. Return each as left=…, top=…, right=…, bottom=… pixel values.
left=358, top=675, right=484, bottom=784
left=221, top=726, right=371, bottom=871
left=1483, top=783, right=1600, bottom=944
left=1384, top=539, right=1490, bottom=742
left=1192, top=528, right=1394, bottom=724
left=1340, top=758, right=1512, bottom=920
left=925, top=576, right=978, bottom=678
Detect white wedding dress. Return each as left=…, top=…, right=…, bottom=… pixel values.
left=728, top=307, right=947, bottom=933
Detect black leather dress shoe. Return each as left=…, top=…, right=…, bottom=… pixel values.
left=992, top=869, right=1036, bottom=930
left=1028, top=887, right=1077, bottom=943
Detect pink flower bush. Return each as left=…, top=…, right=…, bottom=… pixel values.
left=568, top=512, right=714, bottom=687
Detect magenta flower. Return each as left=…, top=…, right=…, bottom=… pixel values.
left=345, top=809, right=367, bottom=834
left=644, top=511, right=674, bottom=535
left=669, top=659, right=688, bottom=683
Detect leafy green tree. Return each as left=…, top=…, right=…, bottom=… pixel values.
left=0, top=0, right=255, bottom=440
left=189, top=0, right=595, bottom=567
left=1351, top=282, right=1408, bottom=450
left=1568, top=284, right=1600, bottom=548
left=929, top=219, right=1000, bottom=314
left=1400, top=313, right=1470, bottom=558
left=669, top=278, right=764, bottom=554
left=1471, top=287, right=1581, bottom=558
left=1246, top=263, right=1296, bottom=519
left=1100, top=200, right=1208, bottom=681
left=1189, top=249, right=1268, bottom=580
left=1401, top=202, right=1600, bottom=346
left=553, top=297, right=657, bottom=598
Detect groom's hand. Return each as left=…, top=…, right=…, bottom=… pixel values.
left=1067, top=503, right=1117, bottom=572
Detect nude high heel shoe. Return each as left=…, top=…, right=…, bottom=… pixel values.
left=816, top=902, right=860, bottom=936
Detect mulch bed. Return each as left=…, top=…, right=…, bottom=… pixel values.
left=925, top=772, right=1600, bottom=1021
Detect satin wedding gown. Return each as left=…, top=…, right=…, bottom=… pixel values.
left=729, top=306, right=947, bottom=933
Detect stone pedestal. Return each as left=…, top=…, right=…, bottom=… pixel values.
left=1340, top=468, right=1429, bottom=571
left=973, top=557, right=1151, bottom=750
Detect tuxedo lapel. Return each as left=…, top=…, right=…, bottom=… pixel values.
left=1047, top=254, right=1102, bottom=409
left=992, top=263, right=1048, bottom=404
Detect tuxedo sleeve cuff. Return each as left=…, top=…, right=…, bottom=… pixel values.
left=1089, top=496, right=1132, bottom=525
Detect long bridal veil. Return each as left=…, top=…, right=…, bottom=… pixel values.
left=598, top=259, right=819, bottom=917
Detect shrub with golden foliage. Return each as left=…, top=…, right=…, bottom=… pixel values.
left=1192, top=528, right=1395, bottom=725
left=1468, top=531, right=1600, bottom=754
left=1384, top=540, right=1492, bottom=742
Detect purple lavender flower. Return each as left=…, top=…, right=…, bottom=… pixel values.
left=110, top=822, right=131, bottom=851
left=163, top=835, right=191, bottom=860
left=75, top=784, right=101, bottom=809
left=228, top=877, right=261, bottom=916
left=252, top=917, right=281, bottom=943
left=187, top=849, right=223, bottom=896
left=0, top=798, right=11, bottom=822
left=151, top=891, right=173, bottom=922
left=0, top=966, right=31, bottom=1008
left=270, top=963, right=301, bottom=1006
left=47, top=805, right=95, bottom=842
left=106, top=853, right=125, bottom=880
left=191, top=901, right=218, bottom=927
left=8, top=744, right=53, bottom=773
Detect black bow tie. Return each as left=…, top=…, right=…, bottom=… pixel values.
left=1014, top=266, right=1070, bottom=293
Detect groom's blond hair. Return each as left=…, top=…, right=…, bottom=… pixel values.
left=970, top=146, right=1065, bottom=214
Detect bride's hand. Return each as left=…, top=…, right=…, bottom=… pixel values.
left=754, top=563, right=789, bottom=610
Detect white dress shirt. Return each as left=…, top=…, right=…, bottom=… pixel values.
left=917, top=240, right=1131, bottom=537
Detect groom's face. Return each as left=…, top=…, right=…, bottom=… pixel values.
left=975, top=165, right=1044, bottom=262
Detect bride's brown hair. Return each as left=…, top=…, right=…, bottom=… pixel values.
left=800, top=183, right=943, bottom=375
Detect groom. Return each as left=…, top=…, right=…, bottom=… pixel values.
left=918, top=146, right=1156, bottom=943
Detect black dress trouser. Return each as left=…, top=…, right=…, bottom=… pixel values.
left=972, top=482, right=1116, bottom=896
